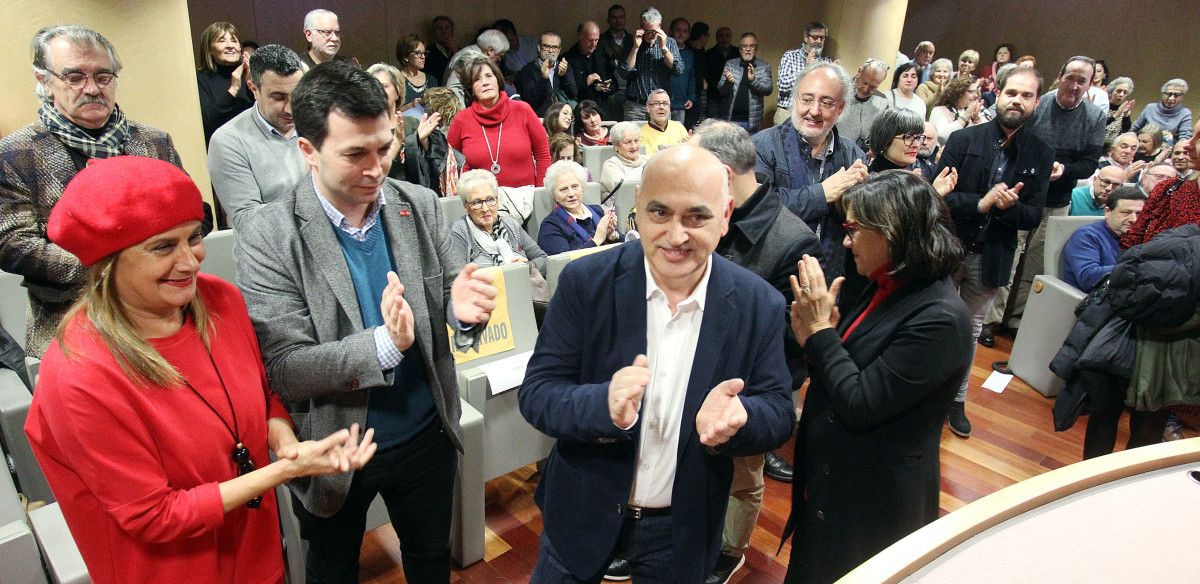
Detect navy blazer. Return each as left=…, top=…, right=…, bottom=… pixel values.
left=520, top=241, right=795, bottom=583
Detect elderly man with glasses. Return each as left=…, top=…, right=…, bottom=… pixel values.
left=301, top=9, right=349, bottom=68
left=516, top=31, right=579, bottom=116
left=1070, top=165, right=1126, bottom=216
left=640, top=89, right=689, bottom=153
left=0, top=24, right=184, bottom=358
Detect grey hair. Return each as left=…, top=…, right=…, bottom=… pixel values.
left=915, top=41, right=935, bottom=52
left=1162, top=79, right=1189, bottom=94
left=456, top=169, right=499, bottom=203
left=476, top=29, right=510, bottom=54
left=931, top=58, right=953, bottom=73
left=303, top=9, right=337, bottom=31
left=32, top=25, right=122, bottom=99
left=1108, top=76, right=1134, bottom=95
left=249, top=44, right=303, bottom=87
left=691, top=119, right=756, bottom=175
left=543, top=159, right=588, bottom=193
left=645, top=87, right=670, bottom=105
left=958, top=49, right=979, bottom=63
left=609, top=121, right=640, bottom=144
left=860, top=58, right=890, bottom=77
left=795, top=61, right=853, bottom=103
left=640, top=7, right=663, bottom=25
left=366, top=63, right=403, bottom=108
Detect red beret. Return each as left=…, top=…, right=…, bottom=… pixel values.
left=48, top=156, right=205, bottom=267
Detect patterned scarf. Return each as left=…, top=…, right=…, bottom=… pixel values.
left=38, top=101, right=130, bottom=159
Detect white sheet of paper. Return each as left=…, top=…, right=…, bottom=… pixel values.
left=982, top=370, right=1013, bottom=393
left=480, top=350, right=534, bottom=395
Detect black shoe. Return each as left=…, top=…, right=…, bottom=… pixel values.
left=948, top=401, right=972, bottom=438
left=978, top=324, right=996, bottom=348
left=704, top=552, right=747, bottom=584
left=764, top=451, right=793, bottom=483
left=604, top=558, right=631, bottom=581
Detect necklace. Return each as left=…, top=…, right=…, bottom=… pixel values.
left=481, top=122, right=503, bottom=174
left=182, top=348, right=262, bottom=509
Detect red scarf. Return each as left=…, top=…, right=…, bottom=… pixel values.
left=841, top=267, right=901, bottom=341
left=470, top=91, right=512, bottom=127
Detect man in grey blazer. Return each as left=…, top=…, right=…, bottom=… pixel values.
left=234, top=60, right=496, bottom=583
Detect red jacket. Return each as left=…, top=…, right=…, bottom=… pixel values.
left=26, top=274, right=290, bottom=584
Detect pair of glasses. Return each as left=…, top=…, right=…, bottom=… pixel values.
left=1163, top=92, right=1183, bottom=98
left=410, top=50, right=428, bottom=57
left=795, top=95, right=842, bottom=113
left=896, top=133, right=930, bottom=146
left=1144, top=172, right=1175, bottom=182
left=842, top=221, right=862, bottom=237
left=647, top=101, right=671, bottom=108
left=740, top=44, right=758, bottom=49
left=468, top=196, right=499, bottom=210
left=232, top=443, right=262, bottom=508
left=313, top=28, right=341, bottom=38
left=49, top=70, right=117, bottom=89
left=540, top=44, right=561, bottom=50
left=1095, top=177, right=1122, bottom=188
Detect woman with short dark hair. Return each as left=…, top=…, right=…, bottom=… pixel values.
left=867, top=109, right=957, bottom=195
left=784, top=170, right=972, bottom=584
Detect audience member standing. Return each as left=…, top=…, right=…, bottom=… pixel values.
left=599, top=4, right=632, bottom=119
left=449, top=55, right=551, bottom=187
left=704, top=26, right=737, bottom=120
left=426, top=16, right=457, bottom=81
left=208, top=45, right=308, bottom=230
left=196, top=22, right=254, bottom=145
left=517, top=32, right=578, bottom=116
left=619, top=7, right=684, bottom=122
left=775, top=22, right=830, bottom=126
left=835, top=59, right=891, bottom=151
left=937, top=66, right=1053, bottom=437
left=667, top=18, right=697, bottom=124
left=565, top=22, right=617, bottom=107
left=0, top=25, right=184, bottom=357
left=715, top=33, right=773, bottom=133
left=300, top=9, right=346, bottom=68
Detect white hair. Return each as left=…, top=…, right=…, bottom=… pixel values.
left=457, top=169, right=499, bottom=202
left=640, top=7, right=663, bottom=25
left=543, top=159, right=588, bottom=192
left=303, top=9, right=337, bottom=31
left=1162, top=79, right=1189, bottom=94
left=609, top=121, right=640, bottom=144
left=476, top=29, right=510, bottom=54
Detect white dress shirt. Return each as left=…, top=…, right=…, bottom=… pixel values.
left=629, top=257, right=712, bottom=508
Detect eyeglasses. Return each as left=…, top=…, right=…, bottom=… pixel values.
left=647, top=101, right=671, bottom=108
left=232, top=443, right=262, bottom=508
left=795, top=94, right=842, bottom=113
left=1163, top=92, right=1183, bottom=98
left=842, top=221, right=862, bottom=237
left=1144, top=172, right=1174, bottom=181
left=895, top=133, right=930, bottom=146
left=1095, top=177, right=1122, bottom=188
left=540, top=44, right=561, bottom=50
left=468, top=196, right=499, bottom=210
left=740, top=44, right=758, bottom=49
left=410, top=50, right=428, bottom=57
left=807, top=33, right=827, bottom=41
left=48, top=70, right=117, bottom=89
left=313, top=29, right=341, bottom=38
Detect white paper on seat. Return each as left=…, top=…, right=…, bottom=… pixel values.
left=480, top=350, right=534, bottom=395
left=982, top=370, right=1013, bottom=393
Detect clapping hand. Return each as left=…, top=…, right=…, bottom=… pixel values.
left=610, top=355, right=650, bottom=428
left=381, top=271, right=415, bottom=351
left=932, top=166, right=958, bottom=197
left=451, top=264, right=498, bottom=324
left=556, top=58, right=569, bottom=76
left=696, top=379, right=747, bottom=447
left=789, top=255, right=842, bottom=346
left=276, top=423, right=377, bottom=478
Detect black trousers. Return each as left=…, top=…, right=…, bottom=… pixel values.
left=291, top=421, right=458, bottom=583
left=1082, top=376, right=1168, bottom=460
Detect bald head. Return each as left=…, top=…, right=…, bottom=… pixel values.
left=641, top=145, right=729, bottom=206
left=578, top=21, right=601, bottom=56
left=1091, top=165, right=1126, bottom=204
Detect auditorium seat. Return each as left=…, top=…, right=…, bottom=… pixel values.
left=28, top=503, right=89, bottom=584
left=200, top=229, right=237, bottom=283
left=546, top=245, right=621, bottom=298
left=0, top=367, right=53, bottom=504
left=0, top=271, right=28, bottom=352
left=580, top=144, right=615, bottom=180
left=440, top=196, right=467, bottom=227
left=524, top=182, right=603, bottom=239
left=1009, top=216, right=1102, bottom=397
left=0, top=453, right=48, bottom=584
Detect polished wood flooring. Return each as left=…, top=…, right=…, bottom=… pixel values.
left=358, top=333, right=1196, bottom=583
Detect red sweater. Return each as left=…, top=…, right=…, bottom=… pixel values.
left=25, top=274, right=290, bottom=584
left=1121, top=177, right=1200, bottom=248
left=447, top=92, right=551, bottom=187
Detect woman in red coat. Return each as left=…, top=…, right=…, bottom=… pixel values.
left=24, top=156, right=376, bottom=584
left=448, top=53, right=552, bottom=187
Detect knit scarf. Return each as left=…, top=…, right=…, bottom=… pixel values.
left=470, top=91, right=512, bottom=127
left=38, top=101, right=129, bottom=159
left=465, top=215, right=518, bottom=265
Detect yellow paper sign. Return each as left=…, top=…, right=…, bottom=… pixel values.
left=448, top=266, right=516, bottom=364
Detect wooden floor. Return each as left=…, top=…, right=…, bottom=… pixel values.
left=358, top=333, right=1195, bottom=583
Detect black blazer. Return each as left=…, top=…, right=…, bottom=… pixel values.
left=520, top=241, right=795, bottom=583
left=516, top=58, right=579, bottom=116
left=784, top=277, right=972, bottom=584
left=937, top=119, right=1054, bottom=288
left=564, top=44, right=616, bottom=104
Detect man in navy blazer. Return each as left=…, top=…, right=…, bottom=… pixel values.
left=519, top=145, right=796, bottom=584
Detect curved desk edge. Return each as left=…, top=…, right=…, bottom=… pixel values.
left=838, top=437, right=1200, bottom=583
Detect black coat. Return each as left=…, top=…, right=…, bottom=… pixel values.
left=784, top=277, right=972, bottom=584
left=937, top=119, right=1054, bottom=288
left=564, top=44, right=616, bottom=104
left=517, top=58, right=579, bottom=116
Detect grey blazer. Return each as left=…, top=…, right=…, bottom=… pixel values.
left=235, top=175, right=465, bottom=517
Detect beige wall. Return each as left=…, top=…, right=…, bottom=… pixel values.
left=1, top=0, right=212, bottom=200
left=900, top=0, right=1200, bottom=121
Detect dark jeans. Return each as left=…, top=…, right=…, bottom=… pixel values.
left=1082, top=376, right=1168, bottom=460
left=531, top=513, right=675, bottom=584
left=291, top=421, right=457, bottom=583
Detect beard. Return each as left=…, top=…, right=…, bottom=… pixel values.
left=997, top=105, right=1029, bottom=129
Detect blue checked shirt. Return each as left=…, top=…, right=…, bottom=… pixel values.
left=619, top=35, right=684, bottom=102
left=776, top=44, right=831, bottom=110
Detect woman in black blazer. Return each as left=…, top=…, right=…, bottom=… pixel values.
left=784, top=170, right=973, bottom=584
